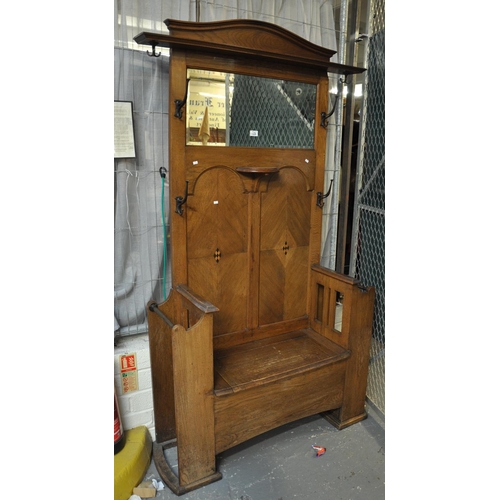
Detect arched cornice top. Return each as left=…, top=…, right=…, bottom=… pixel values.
left=134, top=18, right=365, bottom=76
left=166, top=18, right=335, bottom=62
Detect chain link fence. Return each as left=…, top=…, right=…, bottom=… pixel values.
left=351, top=0, right=385, bottom=414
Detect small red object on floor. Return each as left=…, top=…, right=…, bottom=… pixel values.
left=312, top=445, right=326, bottom=457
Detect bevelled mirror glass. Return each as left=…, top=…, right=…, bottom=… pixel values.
left=186, top=68, right=316, bottom=148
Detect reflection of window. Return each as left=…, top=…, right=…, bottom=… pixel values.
left=186, top=69, right=316, bottom=148
left=335, top=291, right=343, bottom=332
left=186, top=69, right=230, bottom=145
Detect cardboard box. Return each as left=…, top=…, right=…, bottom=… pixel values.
left=132, top=481, right=156, bottom=498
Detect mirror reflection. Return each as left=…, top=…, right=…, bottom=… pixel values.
left=186, top=69, right=317, bottom=148
left=335, top=291, right=343, bottom=332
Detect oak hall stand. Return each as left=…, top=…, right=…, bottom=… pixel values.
left=135, top=19, right=375, bottom=496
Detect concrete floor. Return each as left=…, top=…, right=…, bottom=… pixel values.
left=141, top=403, right=385, bottom=500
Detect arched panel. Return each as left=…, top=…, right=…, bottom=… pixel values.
left=187, top=167, right=249, bottom=335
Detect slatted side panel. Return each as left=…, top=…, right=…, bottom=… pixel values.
left=309, top=266, right=361, bottom=350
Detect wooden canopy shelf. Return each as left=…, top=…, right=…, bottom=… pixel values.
left=134, top=18, right=365, bottom=76
left=136, top=18, right=374, bottom=496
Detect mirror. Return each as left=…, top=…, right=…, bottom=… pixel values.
left=186, top=69, right=317, bottom=148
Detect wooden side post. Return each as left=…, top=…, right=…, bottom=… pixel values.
left=171, top=313, right=222, bottom=489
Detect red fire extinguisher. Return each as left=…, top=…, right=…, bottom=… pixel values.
left=114, top=388, right=125, bottom=454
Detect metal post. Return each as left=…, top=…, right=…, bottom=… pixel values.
left=335, top=0, right=362, bottom=274
left=349, top=0, right=372, bottom=277
left=324, top=0, right=348, bottom=270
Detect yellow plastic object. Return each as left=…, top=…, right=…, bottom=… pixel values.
left=114, top=426, right=152, bottom=500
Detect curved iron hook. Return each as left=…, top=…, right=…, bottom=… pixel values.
left=320, top=94, right=339, bottom=128
left=174, top=78, right=191, bottom=119
left=316, top=179, right=334, bottom=208
left=147, top=41, right=161, bottom=57
left=175, top=180, right=189, bottom=216
left=320, top=75, right=348, bottom=128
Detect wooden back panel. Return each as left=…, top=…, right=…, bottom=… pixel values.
left=186, top=167, right=249, bottom=335
left=259, top=167, right=311, bottom=325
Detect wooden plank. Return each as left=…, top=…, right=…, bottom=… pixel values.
left=169, top=50, right=188, bottom=286
left=307, top=328, right=348, bottom=354
left=153, top=441, right=222, bottom=496
left=214, top=253, right=249, bottom=334
left=214, top=330, right=349, bottom=394
left=214, top=363, right=346, bottom=454
left=147, top=300, right=176, bottom=444
left=134, top=19, right=366, bottom=77
left=247, top=190, right=261, bottom=330
left=258, top=167, right=311, bottom=325
left=171, top=317, right=217, bottom=487
left=176, top=284, right=219, bottom=314
left=186, top=166, right=249, bottom=335
left=184, top=52, right=326, bottom=83
left=236, top=166, right=279, bottom=174
left=212, top=316, right=309, bottom=350
left=165, top=19, right=336, bottom=64
left=335, top=285, right=375, bottom=424
left=215, top=330, right=305, bottom=358
left=311, top=263, right=361, bottom=286
left=185, top=147, right=316, bottom=191
left=284, top=245, right=309, bottom=320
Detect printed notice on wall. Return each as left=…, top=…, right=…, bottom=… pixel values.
left=114, top=101, right=136, bottom=158
left=120, top=353, right=138, bottom=394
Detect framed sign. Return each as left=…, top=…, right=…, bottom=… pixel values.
left=114, top=101, right=136, bottom=158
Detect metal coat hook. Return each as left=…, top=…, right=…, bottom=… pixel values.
left=320, top=76, right=347, bottom=128
left=174, top=78, right=191, bottom=119
left=175, top=180, right=189, bottom=215
left=147, top=41, right=161, bottom=57
left=355, top=34, right=370, bottom=42
left=320, top=94, right=339, bottom=128
left=316, top=179, right=334, bottom=208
